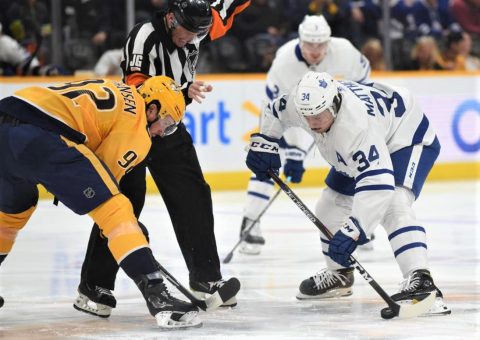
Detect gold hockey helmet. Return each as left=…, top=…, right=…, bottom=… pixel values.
left=138, top=76, right=186, bottom=123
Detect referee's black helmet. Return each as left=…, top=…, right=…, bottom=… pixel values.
left=169, top=0, right=212, bottom=34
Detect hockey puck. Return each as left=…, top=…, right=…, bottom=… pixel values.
left=380, top=307, right=396, bottom=319
left=0, top=296, right=4, bottom=308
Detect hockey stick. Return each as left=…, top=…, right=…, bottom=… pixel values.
left=267, top=170, right=435, bottom=319
left=222, top=176, right=290, bottom=264
left=156, top=261, right=240, bottom=312
left=224, top=142, right=318, bottom=263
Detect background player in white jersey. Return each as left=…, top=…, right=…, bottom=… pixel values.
left=239, top=15, right=371, bottom=254
left=245, top=71, right=450, bottom=315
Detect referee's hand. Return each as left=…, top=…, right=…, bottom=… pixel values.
left=189, top=80, right=213, bottom=104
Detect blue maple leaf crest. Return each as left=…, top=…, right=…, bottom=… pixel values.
left=318, top=79, right=328, bottom=88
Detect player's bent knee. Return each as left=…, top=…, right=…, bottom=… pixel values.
left=88, top=194, right=148, bottom=262
left=0, top=205, right=36, bottom=253
left=315, top=187, right=352, bottom=233
left=382, top=187, right=416, bottom=233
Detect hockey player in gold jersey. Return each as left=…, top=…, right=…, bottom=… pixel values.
left=0, top=76, right=216, bottom=328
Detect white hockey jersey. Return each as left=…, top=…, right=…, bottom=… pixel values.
left=260, top=80, right=438, bottom=235
left=265, top=37, right=371, bottom=153
left=266, top=37, right=371, bottom=101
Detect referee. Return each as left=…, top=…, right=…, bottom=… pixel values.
left=74, top=0, right=251, bottom=317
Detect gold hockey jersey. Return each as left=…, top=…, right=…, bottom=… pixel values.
left=6, top=79, right=150, bottom=181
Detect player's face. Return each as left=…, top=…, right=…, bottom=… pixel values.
left=301, top=41, right=328, bottom=65
left=304, top=110, right=334, bottom=133
left=146, top=104, right=179, bottom=138
left=149, top=114, right=178, bottom=138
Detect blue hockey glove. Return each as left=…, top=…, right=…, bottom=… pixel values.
left=283, top=147, right=306, bottom=183
left=246, top=133, right=281, bottom=181
left=328, top=217, right=368, bottom=267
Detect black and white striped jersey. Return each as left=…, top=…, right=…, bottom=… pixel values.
left=120, top=0, right=250, bottom=91
left=121, top=11, right=200, bottom=89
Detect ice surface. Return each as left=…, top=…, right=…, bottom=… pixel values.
left=0, top=181, right=478, bottom=339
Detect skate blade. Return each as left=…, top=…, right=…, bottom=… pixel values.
left=238, top=242, right=262, bottom=255
left=397, top=291, right=436, bottom=318
left=73, top=294, right=111, bottom=318
left=296, top=288, right=353, bottom=300
left=155, top=311, right=202, bottom=329
left=399, top=296, right=451, bottom=316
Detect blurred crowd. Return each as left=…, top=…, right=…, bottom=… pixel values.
left=0, top=0, right=479, bottom=76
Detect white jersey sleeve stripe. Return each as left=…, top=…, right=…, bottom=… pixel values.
left=355, top=184, right=395, bottom=194
left=355, top=168, right=394, bottom=183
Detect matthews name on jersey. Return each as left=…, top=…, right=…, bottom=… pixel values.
left=260, top=80, right=439, bottom=234
left=0, top=79, right=150, bottom=182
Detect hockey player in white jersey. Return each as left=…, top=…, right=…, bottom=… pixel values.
left=240, top=15, right=371, bottom=255
left=245, top=71, right=450, bottom=315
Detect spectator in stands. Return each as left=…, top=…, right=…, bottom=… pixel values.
left=3, top=0, right=52, bottom=64
left=361, top=38, right=386, bottom=70
left=307, top=0, right=352, bottom=41
left=402, top=35, right=445, bottom=70
left=230, top=0, right=289, bottom=71
left=350, top=0, right=382, bottom=48
left=93, top=0, right=168, bottom=76
left=0, top=22, right=66, bottom=76
left=457, top=32, right=480, bottom=70
left=442, top=30, right=480, bottom=70
left=4, top=0, right=51, bottom=44
left=282, top=0, right=310, bottom=32
left=392, top=0, right=459, bottom=42
left=450, top=0, right=480, bottom=56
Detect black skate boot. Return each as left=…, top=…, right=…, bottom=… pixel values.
left=296, top=268, right=354, bottom=300
left=0, top=295, right=4, bottom=308
left=73, top=281, right=116, bottom=318
left=239, top=217, right=265, bottom=255
left=190, top=278, right=238, bottom=307
left=391, top=269, right=451, bottom=315
left=136, top=272, right=201, bottom=329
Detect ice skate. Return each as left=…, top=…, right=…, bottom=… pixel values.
left=391, top=269, right=451, bottom=316
left=135, top=272, right=201, bottom=329
left=190, top=278, right=238, bottom=307
left=239, top=217, right=265, bottom=255
left=296, top=268, right=354, bottom=300
left=73, top=281, right=116, bottom=318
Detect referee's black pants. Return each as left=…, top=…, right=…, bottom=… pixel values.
left=80, top=123, right=222, bottom=289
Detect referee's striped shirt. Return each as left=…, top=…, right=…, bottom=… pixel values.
left=120, top=0, right=251, bottom=99
left=121, top=11, right=201, bottom=95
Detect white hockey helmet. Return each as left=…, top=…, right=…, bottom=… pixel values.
left=298, top=15, right=331, bottom=44
left=294, top=71, right=339, bottom=117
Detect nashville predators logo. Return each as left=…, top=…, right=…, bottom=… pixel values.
left=83, top=187, right=96, bottom=199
